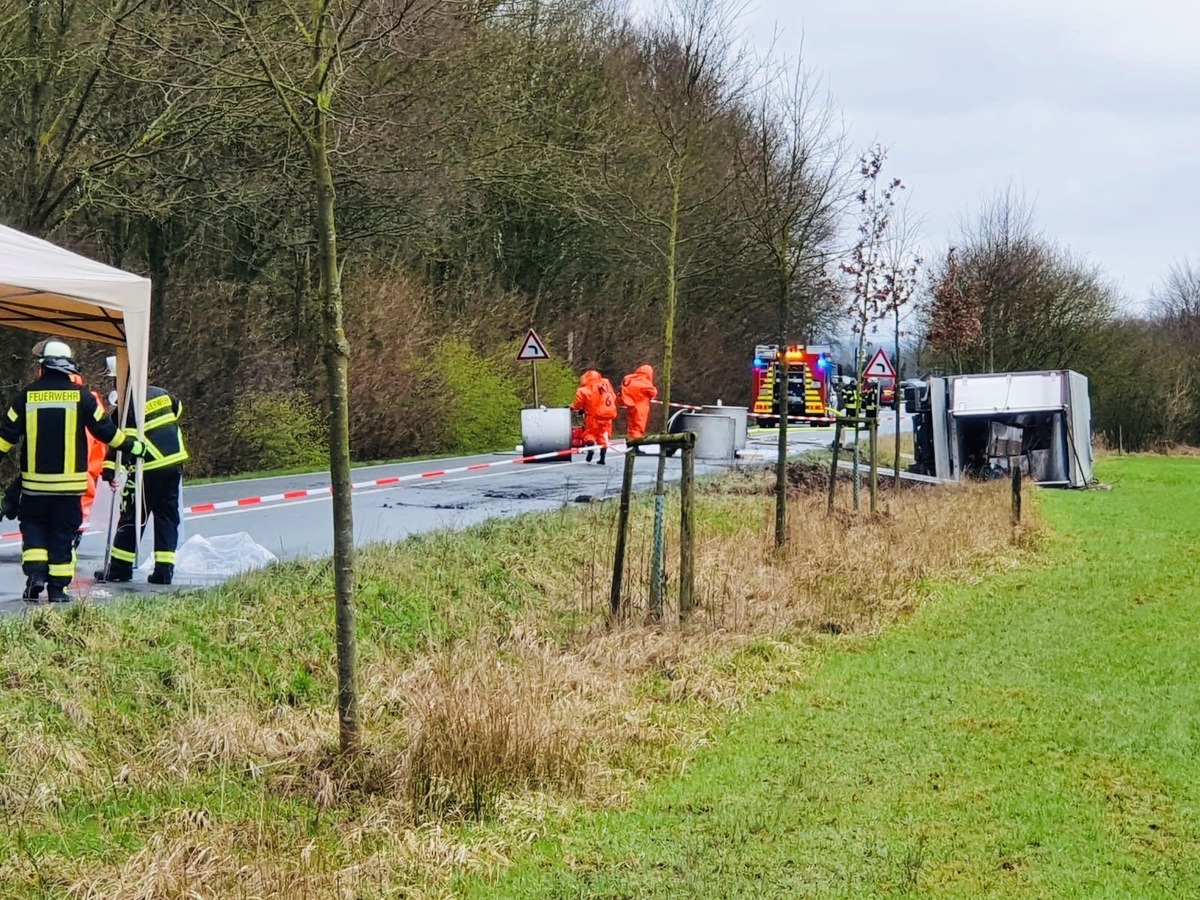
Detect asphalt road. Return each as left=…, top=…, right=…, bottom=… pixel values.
left=0, top=416, right=908, bottom=609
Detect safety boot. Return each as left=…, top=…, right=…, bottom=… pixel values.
left=148, top=564, right=174, bottom=586
left=22, top=576, right=45, bottom=602
left=585, top=448, right=594, bottom=463
left=598, top=447, right=607, bottom=465
left=46, top=584, right=70, bottom=603
left=94, top=562, right=133, bottom=583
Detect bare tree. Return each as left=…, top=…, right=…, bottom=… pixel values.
left=154, top=0, right=436, bottom=753
left=841, top=144, right=905, bottom=508
left=925, top=247, right=982, bottom=373
left=734, top=47, right=845, bottom=545
left=603, top=0, right=753, bottom=615
left=927, top=189, right=1116, bottom=375
left=879, top=202, right=922, bottom=484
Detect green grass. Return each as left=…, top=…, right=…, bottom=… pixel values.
left=463, top=455, right=1200, bottom=898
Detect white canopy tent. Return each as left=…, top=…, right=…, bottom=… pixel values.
left=0, top=223, right=150, bottom=431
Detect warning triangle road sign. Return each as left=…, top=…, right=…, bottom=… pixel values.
left=862, top=347, right=897, bottom=379
left=516, top=329, right=551, bottom=361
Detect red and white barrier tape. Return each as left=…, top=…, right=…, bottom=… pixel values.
left=182, top=446, right=584, bottom=516
left=0, top=446, right=593, bottom=541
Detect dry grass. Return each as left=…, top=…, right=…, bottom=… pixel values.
left=0, top=463, right=1043, bottom=898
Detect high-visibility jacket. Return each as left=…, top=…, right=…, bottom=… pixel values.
left=103, top=385, right=189, bottom=475
left=863, top=383, right=879, bottom=418
left=0, top=372, right=138, bottom=494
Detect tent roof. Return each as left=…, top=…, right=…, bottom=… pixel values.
left=0, top=223, right=150, bottom=345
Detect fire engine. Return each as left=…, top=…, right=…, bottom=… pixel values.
left=751, top=344, right=837, bottom=426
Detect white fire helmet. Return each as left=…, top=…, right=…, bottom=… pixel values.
left=40, top=339, right=73, bottom=361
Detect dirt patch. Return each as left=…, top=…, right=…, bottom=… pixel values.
left=714, top=461, right=937, bottom=499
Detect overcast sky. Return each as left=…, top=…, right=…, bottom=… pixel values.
left=632, top=0, right=1199, bottom=310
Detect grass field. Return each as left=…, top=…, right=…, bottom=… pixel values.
left=0, top=463, right=1027, bottom=897
left=463, top=455, right=1200, bottom=898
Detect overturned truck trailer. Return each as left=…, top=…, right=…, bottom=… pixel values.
left=907, top=370, right=1093, bottom=488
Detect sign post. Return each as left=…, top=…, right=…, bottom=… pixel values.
left=516, top=328, right=551, bottom=406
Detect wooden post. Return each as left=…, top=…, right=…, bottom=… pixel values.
left=1011, top=466, right=1022, bottom=525
left=614, top=433, right=694, bottom=621
left=610, top=449, right=637, bottom=617
left=679, top=434, right=696, bottom=621
left=868, top=420, right=878, bottom=518
left=827, top=419, right=842, bottom=515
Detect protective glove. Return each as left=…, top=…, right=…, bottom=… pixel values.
left=123, top=438, right=148, bottom=459
left=101, top=467, right=116, bottom=486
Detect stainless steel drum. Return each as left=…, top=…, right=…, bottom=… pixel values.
left=520, top=407, right=572, bottom=459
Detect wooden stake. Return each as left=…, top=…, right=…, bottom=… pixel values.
left=828, top=420, right=842, bottom=515
left=679, top=435, right=696, bottom=621
left=610, top=449, right=637, bottom=617
left=869, top=416, right=879, bottom=516
left=1011, top=465, right=1022, bottom=525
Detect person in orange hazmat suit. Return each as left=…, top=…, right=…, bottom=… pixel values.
left=571, top=370, right=619, bottom=464
left=619, top=364, right=657, bottom=443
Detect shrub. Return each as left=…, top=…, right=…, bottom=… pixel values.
left=345, top=274, right=448, bottom=460
left=433, top=338, right=523, bottom=453
left=229, top=390, right=327, bottom=472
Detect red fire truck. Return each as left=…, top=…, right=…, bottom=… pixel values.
left=751, top=344, right=837, bottom=426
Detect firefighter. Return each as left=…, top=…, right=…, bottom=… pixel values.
left=571, top=370, right=618, bottom=464
left=863, top=381, right=880, bottom=419
left=842, top=378, right=861, bottom=417
left=619, top=364, right=657, bottom=442
left=96, top=359, right=189, bottom=586
left=0, top=341, right=147, bottom=602
left=6, top=342, right=108, bottom=548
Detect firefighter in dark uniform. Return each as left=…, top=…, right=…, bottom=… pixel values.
left=0, top=341, right=147, bottom=602
left=863, top=380, right=880, bottom=419
left=842, top=379, right=861, bottom=417
left=97, top=366, right=188, bottom=586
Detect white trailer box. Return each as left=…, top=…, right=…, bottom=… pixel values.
left=945, top=370, right=1092, bottom=488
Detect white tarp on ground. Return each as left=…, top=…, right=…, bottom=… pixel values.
left=0, top=223, right=151, bottom=432
left=138, top=532, right=278, bottom=578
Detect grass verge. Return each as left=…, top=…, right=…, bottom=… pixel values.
left=464, top=455, right=1200, bottom=898
left=0, top=463, right=1032, bottom=897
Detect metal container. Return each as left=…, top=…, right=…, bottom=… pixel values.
left=677, top=412, right=736, bottom=461
left=520, top=407, right=572, bottom=460
left=701, top=404, right=748, bottom=450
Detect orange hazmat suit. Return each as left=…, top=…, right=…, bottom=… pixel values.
left=571, top=370, right=618, bottom=448
left=619, top=364, right=657, bottom=440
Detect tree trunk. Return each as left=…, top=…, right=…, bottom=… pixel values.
left=893, top=309, right=902, bottom=487
left=774, top=274, right=788, bottom=548
left=147, top=219, right=170, bottom=360
left=649, top=163, right=684, bottom=620
left=310, top=117, right=359, bottom=755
